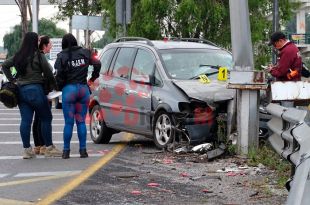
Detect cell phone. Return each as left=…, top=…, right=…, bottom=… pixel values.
left=261, top=65, right=268, bottom=69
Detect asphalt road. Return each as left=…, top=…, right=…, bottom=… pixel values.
left=0, top=103, right=126, bottom=205
left=0, top=103, right=287, bottom=205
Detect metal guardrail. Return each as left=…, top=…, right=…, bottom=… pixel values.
left=288, top=33, right=310, bottom=45
left=266, top=103, right=310, bottom=205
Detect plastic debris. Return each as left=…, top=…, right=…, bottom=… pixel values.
left=174, top=146, right=189, bottom=154
left=147, top=182, right=160, bottom=187
left=180, top=172, right=190, bottom=177
left=163, top=158, right=174, bottom=164
left=131, top=190, right=142, bottom=195
left=191, top=143, right=213, bottom=153
left=202, top=189, right=213, bottom=193
left=190, top=175, right=221, bottom=181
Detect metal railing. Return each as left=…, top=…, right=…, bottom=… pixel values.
left=266, top=103, right=310, bottom=205
left=288, top=33, right=310, bottom=45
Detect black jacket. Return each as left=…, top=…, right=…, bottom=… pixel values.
left=2, top=52, right=56, bottom=88
left=55, top=46, right=101, bottom=90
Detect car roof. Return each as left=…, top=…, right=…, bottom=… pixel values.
left=108, top=38, right=222, bottom=51
left=151, top=40, right=221, bottom=50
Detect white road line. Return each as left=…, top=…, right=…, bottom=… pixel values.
left=0, top=118, right=64, bottom=121
left=0, top=124, right=65, bottom=126
left=0, top=153, right=104, bottom=160
left=0, top=113, right=63, bottom=116
left=0, top=140, right=93, bottom=145
left=0, top=131, right=90, bottom=134
left=0, top=174, right=9, bottom=178
left=15, top=170, right=81, bottom=177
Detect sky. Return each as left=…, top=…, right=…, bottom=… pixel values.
left=0, top=4, right=70, bottom=47
left=0, top=4, right=105, bottom=48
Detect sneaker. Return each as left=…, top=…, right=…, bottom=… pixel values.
left=39, top=146, right=46, bottom=155
left=33, top=146, right=41, bottom=155
left=45, top=145, right=62, bottom=157
left=62, top=150, right=70, bottom=159
left=23, top=147, right=36, bottom=159
left=79, top=149, right=88, bottom=158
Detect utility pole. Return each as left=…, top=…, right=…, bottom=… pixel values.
left=32, top=0, right=38, bottom=33
left=228, top=0, right=267, bottom=155
left=272, top=0, right=279, bottom=64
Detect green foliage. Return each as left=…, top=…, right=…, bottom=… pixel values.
left=3, top=25, right=22, bottom=57
left=48, top=0, right=103, bottom=18
left=3, top=19, right=66, bottom=58
left=248, top=144, right=291, bottom=187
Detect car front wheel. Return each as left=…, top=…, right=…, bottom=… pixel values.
left=90, top=105, right=112, bottom=144
left=153, top=111, right=175, bottom=149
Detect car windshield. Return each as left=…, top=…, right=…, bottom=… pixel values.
left=160, top=49, right=232, bottom=80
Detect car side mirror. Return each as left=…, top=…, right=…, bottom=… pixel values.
left=132, top=74, right=153, bottom=85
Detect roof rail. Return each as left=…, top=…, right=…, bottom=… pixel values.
left=171, top=37, right=218, bottom=47
left=114, top=37, right=154, bottom=46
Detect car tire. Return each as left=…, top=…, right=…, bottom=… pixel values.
left=90, top=105, right=112, bottom=144
left=153, top=111, right=175, bottom=149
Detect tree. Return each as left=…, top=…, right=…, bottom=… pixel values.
left=3, top=19, right=66, bottom=57
left=48, top=0, right=104, bottom=47
left=15, top=0, right=29, bottom=39
left=100, top=0, right=297, bottom=69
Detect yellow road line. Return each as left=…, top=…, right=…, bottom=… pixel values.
left=0, top=198, right=34, bottom=205
left=36, top=133, right=133, bottom=205
left=0, top=173, right=78, bottom=187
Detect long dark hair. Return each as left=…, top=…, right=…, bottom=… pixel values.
left=13, top=32, right=39, bottom=75
left=39, top=35, right=50, bottom=51
left=62, top=33, right=77, bottom=50
left=62, top=33, right=78, bottom=70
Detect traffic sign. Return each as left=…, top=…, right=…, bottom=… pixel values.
left=49, top=38, right=62, bottom=60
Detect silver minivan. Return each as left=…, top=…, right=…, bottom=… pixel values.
left=88, top=38, right=236, bottom=149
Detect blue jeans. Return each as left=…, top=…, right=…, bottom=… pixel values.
left=18, top=84, right=53, bottom=148
left=62, top=84, right=90, bottom=151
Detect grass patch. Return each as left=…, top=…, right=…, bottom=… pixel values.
left=247, top=142, right=291, bottom=187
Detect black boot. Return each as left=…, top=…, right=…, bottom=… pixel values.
left=79, top=149, right=88, bottom=158
left=62, top=150, right=70, bottom=159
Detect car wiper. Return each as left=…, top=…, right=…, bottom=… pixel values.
left=199, top=64, right=220, bottom=69
left=190, top=65, right=220, bottom=80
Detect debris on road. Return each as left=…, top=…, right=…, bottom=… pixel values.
left=191, top=143, right=213, bottom=153
left=216, top=164, right=264, bottom=176
left=131, top=190, right=142, bottom=195
left=147, top=182, right=160, bottom=187
left=189, top=175, right=222, bottom=181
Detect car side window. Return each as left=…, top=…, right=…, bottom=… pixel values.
left=99, top=48, right=116, bottom=74
left=131, top=49, right=156, bottom=83
left=112, top=47, right=136, bottom=79
left=154, top=69, right=163, bottom=87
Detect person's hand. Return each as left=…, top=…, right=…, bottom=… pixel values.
left=265, top=64, right=273, bottom=73
left=87, top=79, right=95, bottom=90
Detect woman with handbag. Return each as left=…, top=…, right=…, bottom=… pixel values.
left=32, top=35, right=53, bottom=155
left=1, top=32, right=62, bottom=159
left=55, top=33, right=101, bottom=159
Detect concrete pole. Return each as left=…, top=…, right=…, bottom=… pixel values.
left=32, top=0, right=38, bottom=33
left=229, top=0, right=259, bottom=154
left=272, top=0, right=279, bottom=64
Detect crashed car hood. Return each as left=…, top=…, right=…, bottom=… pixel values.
left=172, top=80, right=236, bottom=103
